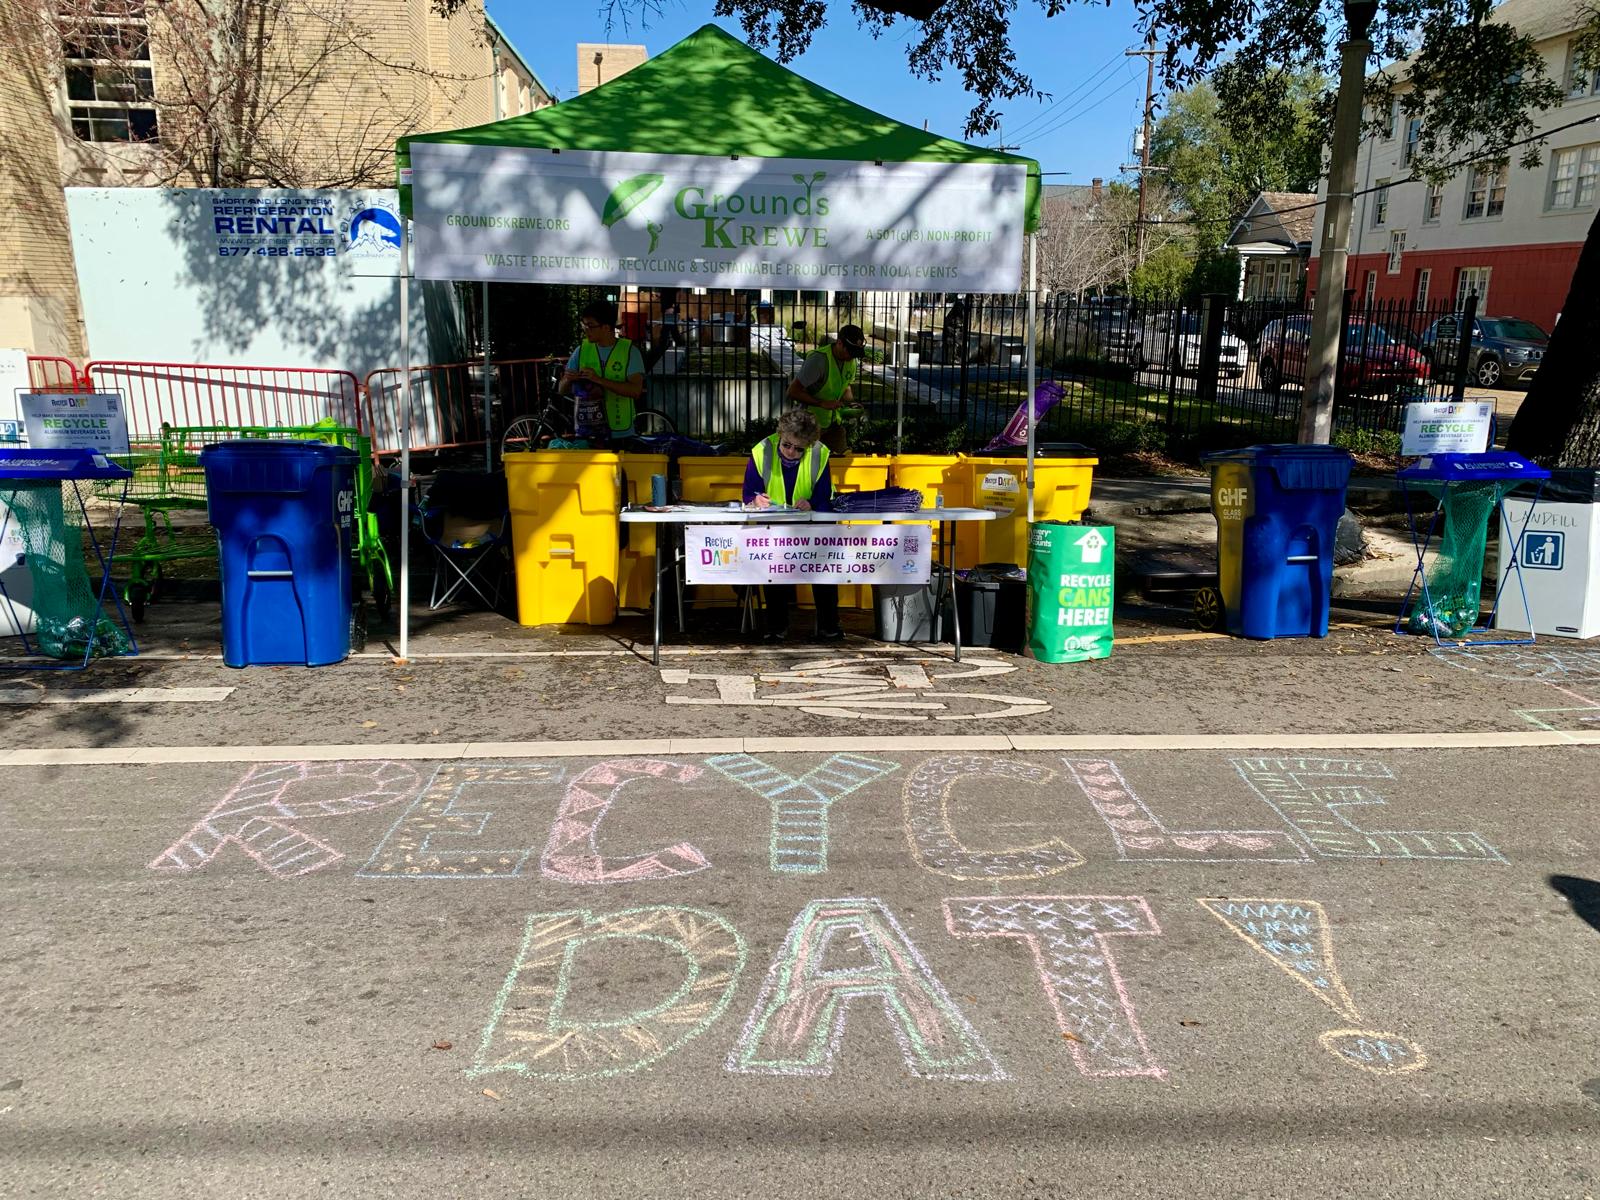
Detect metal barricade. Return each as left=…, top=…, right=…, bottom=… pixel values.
left=83, top=361, right=367, bottom=442
left=363, top=357, right=561, bottom=455
left=24, top=356, right=88, bottom=393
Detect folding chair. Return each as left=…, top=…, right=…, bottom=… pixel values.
left=417, top=470, right=510, bottom=611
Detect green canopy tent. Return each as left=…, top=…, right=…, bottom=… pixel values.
left=390, top=24, right=1042, bottom=657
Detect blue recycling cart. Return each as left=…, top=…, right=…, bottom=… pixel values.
left=1198, top=444, right=1353, bottom=639
left=1395, top=451, right=1551, bottom=646
left=201, top=440, right=359, bottom=667
left=0, top=448, right=138, bottom=670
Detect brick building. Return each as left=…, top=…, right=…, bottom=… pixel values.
left=1310, top=0, right=1591, bottom=331
left=0, top=0, right=550, bottom=359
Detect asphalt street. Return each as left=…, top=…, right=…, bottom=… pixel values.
left=1, top=746, right=1597, bottom=1198
left=2, top=613, right=1599, bottom=1198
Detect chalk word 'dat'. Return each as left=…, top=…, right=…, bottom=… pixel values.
left=1199, top=898, right=1426, bottom=1075
left=727, top=898, right=1006, bottom=1081
left=472, top=906, right=746, bottom=1082
left=944, top=896, right=1165, bottom=1078
left=152, top=761, right=421, bottom=878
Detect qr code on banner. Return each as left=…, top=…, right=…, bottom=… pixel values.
left=904, top=534, right=921, bottom=555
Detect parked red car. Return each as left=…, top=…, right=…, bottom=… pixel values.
left=1257, top=315, right=1431, bottom=395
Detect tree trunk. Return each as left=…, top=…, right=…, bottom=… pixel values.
left=1506, top=204, right=1600, bottom=468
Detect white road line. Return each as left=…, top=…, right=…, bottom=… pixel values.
left=0, top=687, right=234, bottom=705
left=1, top=729, right=1595, bottom=766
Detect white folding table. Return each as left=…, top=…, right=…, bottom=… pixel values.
left=620, top=505, right=998, bottom=665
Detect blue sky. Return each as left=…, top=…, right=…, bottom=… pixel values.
left=490, top=1, right=1153, bottom=187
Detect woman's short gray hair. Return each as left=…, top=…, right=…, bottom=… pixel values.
left=776, top=408, right=821, bottom=443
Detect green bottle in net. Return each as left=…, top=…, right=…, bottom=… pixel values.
left=1027, top=521, right=1115, bottom=663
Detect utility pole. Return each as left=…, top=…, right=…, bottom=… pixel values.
left=1124, top=35, right=1161, bottom=268
left=1300, top=0, right=1380, bottom=444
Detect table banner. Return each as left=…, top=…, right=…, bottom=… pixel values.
left=685, top=524, right=931, bottom=585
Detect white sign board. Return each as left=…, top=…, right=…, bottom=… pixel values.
left=0, top=349, right=29, bottom=424
left=410, top=144, right=1026, bottom=293
left=1401, top=401, right=1494, bottom=455
left=685, top=525, right=932, bottom=585
left=20, top=392, right=130, bottom=454
left=64, top=188, right=428, bottom=381
left=1494, top=497, right=1600, bottom=639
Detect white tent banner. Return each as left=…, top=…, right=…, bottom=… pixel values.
left=409, top=144, right=1025, bottom=292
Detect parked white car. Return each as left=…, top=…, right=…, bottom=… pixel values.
left=1136, top=311, right=1249, bottom=378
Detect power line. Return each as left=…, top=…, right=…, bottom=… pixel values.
left=1013, top=72, right=1140, bottom=147
left=1004, top=50, right=1125, bottom=141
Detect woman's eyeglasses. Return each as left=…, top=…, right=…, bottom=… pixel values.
left=778, top=438, right=806, bottom=453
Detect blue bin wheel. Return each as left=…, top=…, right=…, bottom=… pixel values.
left=1193, top=586, right=1224, bottom=632
left=349, top=602, right=368, bottom=655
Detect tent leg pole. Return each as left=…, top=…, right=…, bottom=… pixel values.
left=482, top=280, right=493, bottom=472
left=895, top=293, right=908, bottom=454
left=399, top=221, right=412, bottom=662
left=1025, top=234, right=1038, bottom=525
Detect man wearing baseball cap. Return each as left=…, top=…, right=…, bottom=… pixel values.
left=786, top=323, right=866, bottom=454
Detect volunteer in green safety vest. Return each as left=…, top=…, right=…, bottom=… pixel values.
left=741, top=408, right=842, bottom=642
left=559, top=300, right=644, bottom=443
left=786, top=323, right=865, bottom=455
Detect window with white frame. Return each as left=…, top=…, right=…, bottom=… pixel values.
left=1423, top=181, right=1444, bottom=222
left=1464, top=165, right=1507, bottom=219
left=1371, top=180, right=1390, bottom=227
left=1402, top=117, right=1422, bottom=166
left=1363, top=270, right=1378, bottom=306
left=1376, top=99, right=1397, bottom=139
left=62, top=0, right=157, bottom=143
left=1414, top=267, right=1431, bottom=308
left=1567, top=41, right=1600, bottom=98
left=1456, top=267, right=1490, bottom=311
left=1549, top=143, right=1600, bottom=210
left=1387, top=231, right=1406, bottom=275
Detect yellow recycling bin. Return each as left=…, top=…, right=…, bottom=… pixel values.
left=618, top=452, right=668, bottom=611
left=677, top=456, right=747, bottom=606
left=964, top=455, right=1098, bottom=569
left=891, top=454, right=970, bottom=566
left=817, top=454, right=891, bottom=610
left=505, top=450, right=621, bottom=626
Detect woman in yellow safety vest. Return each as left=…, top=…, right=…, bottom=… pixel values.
left=559, top=300, right=644, bottom=443
left=743, top=408, right=842, bottom=643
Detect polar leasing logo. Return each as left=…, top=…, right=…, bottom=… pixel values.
left=347, top=205, right=402, bottom=258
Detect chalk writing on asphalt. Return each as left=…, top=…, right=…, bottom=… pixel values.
left=542, top=759, right=710, bottom=884
left=943, top=896, right=1164, bottom=1078
left=661, top=655, right=1050, bottom=721
left=1231, top=757, right=1505, bottom=862
left=357, top=762, right=567, bottom=879
left=902, top=755, right=1085, bottom=880
left=1063, top=757, right=1307, bottom=863
left=727, top=898, right=1006, bottom=1081
left=705, top=752, right=900, bottom=873
left=151, top=760, right=420, bottom=878
left=471, top=905, right=746, bottom=1082
left=1199, top=898, right=1427, bottom=1075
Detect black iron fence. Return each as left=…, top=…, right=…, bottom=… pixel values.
left=472, top=287, right=1498, bottom=459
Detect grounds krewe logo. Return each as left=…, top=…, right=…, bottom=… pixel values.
left=602, top=170, right=831, bottom=253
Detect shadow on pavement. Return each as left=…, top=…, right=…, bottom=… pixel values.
left=1549, top=875, right=1600, bottom=936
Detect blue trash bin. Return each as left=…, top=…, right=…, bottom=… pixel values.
left=1202, top=444, right=1353, bottom=639
left=202, top=440, right=358, bottom=667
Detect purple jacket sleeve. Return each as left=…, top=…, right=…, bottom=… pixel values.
left=810, top=464, right=833, bottom=512
left=742, top=458, right=763, bottom=503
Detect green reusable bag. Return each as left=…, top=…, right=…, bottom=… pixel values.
left=1027, top=522, right=1114, bottom=663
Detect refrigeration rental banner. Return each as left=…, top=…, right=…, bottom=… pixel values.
left=685, top=524, right=932, bottom=585
left=408, top=144, right=1027, bottom=293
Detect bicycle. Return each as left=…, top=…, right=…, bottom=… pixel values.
left=500, top=363, right=675, bottom=459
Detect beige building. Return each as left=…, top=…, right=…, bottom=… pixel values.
left=576, top=43, right=647, bottom=95
left=0, top=0, right=551, bottom=360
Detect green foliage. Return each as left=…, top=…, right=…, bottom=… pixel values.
left=1150, top=71, right=1324, bottom=251
left=1332, top=427, right=1404, bottom=458
left=1186, top=247, right=1241, bottom=302
left=1129, top=243, right=1193, bottom=300
left=1092, top=419, right=1170, bottom=455
left=1041, top=348, right=1137, bottom=383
